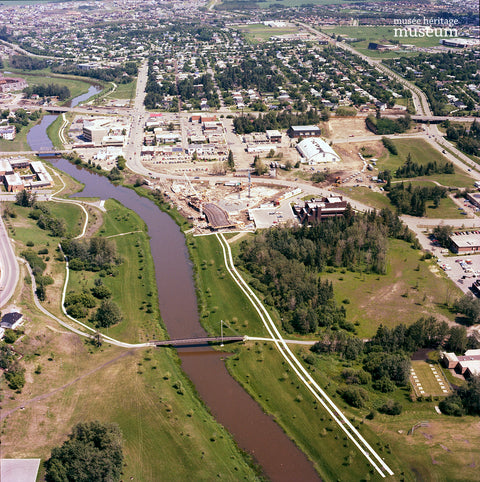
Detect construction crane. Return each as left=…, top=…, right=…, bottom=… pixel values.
left=183, top=172, right=199, bottom=197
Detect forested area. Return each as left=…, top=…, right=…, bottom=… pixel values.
left=10, top=54, right=49, bottom=70
left=387, top=182, right=448, bottom=216
left=23, top=83, right=71, bottom=101
left=51, top=61, right=137, bottom=84
left=239, top=209, right=416, bottom=334
left=61, top=237, right=120, bottom=272
left=446, top=119, right=480, bottom=157
left=233, top=108, right=321, bottom=134
left=366, top=114, right=411, bottom=135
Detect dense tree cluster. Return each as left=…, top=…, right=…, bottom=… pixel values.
left=20, top=249, right=53, bottom=301
left=366, top=114, right=411, bottom=135
left=29, top=204, right=67, bottom=238
left=0, top=343, right=25, bottom=390
left=51, top=61, right=137, bottom=84
left=61, top=237, right=119, bottom=271
left=239, top=209, right=415, bottom=334
left=387, top=182, right=448, bottom=216
left=233, top=109, right=320, bottom=135
left=453, top=293, right=480, bottom=326
left=23, top=83, right=71, bottom=101
left=440, top=377, right=480, bottom=416
left=382, top=137, right=398, bottom=155
left=445, top=120, right=480, bottom=157
left=3, top=107, right=41, bottom=134
left=45, top=421, right=124, bottom=482
left=10, top=54, right=49, bottom=70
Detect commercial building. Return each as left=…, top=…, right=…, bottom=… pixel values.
left=294, top=196, right=347, bottom=224
left=442, top=349, right=480, bottom=378
left=449, top=232, right=480, bottom=253
left=296, top=137, right=341, bottom=164
left=287, top=125, right=321, bottom=138
left=1, top=157, right=53, bottom=191
left=266, top=130, right=282, bottom=142
left=82, top=118, right=128, bottom=147
left=0, top=125, right=16, bottom=140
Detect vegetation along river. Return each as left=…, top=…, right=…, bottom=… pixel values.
left=27, top=109, right=319, bottom=481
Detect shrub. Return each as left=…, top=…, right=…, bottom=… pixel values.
left=378, top=399, right=402, bottom=415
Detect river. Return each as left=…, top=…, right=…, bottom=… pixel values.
left=27, top=99, right=320, bottom=481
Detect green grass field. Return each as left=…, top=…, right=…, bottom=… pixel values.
left=107, top=80, right=136, bottom=101
left=237, top=23, right=299, bottom=43
left=0, top=118, right=39, bottom=151
left=410, top=360, right=451, bottom=397
left=378, top=138, right=474, bottom=189
left=320, top=26, right=441, bottom=58
left=1, top=195, right=260, bottom=481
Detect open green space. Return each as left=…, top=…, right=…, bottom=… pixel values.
left=338, top=186, right=391, bottom=210
left=1, top=66, right=94, bottom=103
left=327, top=238, right=461, bottom=337
left=107, top=80, right=136, bottom=101
left=66, top=199, right=164, bottom=343
left=1, top=194, right=259, bottom=480
left=46, top=113, right=64, bottom=149
left=320, top=26, right=440, bottom=57
left=0, top=119, right=38, bottom=151
left=411, top=360, right=451, bottom=397
left=189, top=233, right=480, bottom=481
left=236, top=23, right=299, bottom=43
left=378, top=138, right=474, bottom=188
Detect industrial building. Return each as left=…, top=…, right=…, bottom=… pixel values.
left=442, top=349, right=480, bottom=378
left=449, top=232, right=480, bottom=254
left=296, top=137, right=341, bottom=164
left=287, top=125, right=321, bottom=138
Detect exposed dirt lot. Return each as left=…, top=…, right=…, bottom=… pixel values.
left=327, top=117, right=376, bottom=139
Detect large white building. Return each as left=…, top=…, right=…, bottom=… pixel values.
left=296, top=137, right=341, bottom=164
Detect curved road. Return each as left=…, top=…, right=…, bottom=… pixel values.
left=0, top=215, right=19, bottom=308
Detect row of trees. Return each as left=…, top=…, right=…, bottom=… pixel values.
left=233, top=109, right=321, bottom=135
left=23, top=83, right=71, bottom=101
left=395, top=155, right=454, bottom=179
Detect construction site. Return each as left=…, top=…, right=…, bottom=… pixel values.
left=154, top=172, right=300, bottom=232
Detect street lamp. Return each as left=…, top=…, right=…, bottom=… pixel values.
left=220, top=319, right=224, bottom=347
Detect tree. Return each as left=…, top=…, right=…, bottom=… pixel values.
left=227, top=150, right=235, bottom=170
left=15, top=190, right=36, bottom=207
left=95, top=300, right=123, bottom=328
left=252, top=156, right=267, bottom=176
left=432, top=225, right=453, bottom=249
left=45, top=421, right=123, bottom=482
left=453, top=293, right=480, bottom=325
left=446, top=326, right=468, bottom=354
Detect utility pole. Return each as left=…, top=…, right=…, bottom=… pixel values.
left=220, top=319, right=224, bottom=347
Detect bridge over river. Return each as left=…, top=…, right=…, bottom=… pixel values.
left=152, top=336, right=245, bottom=347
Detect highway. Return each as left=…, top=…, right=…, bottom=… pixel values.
left=0, top=215, right=19, bottom=308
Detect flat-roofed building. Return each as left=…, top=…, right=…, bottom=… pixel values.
left=442, top=349, right=480, bottom=378
left=287, top=125, right=321, bottom=138
left=294, top=196, right=347, bottom=224
left=4, top=173, right=23, bottom=192
left=449, top=233, right=480, bottom=253
left=0, top=160, right=13, bottom=176
left=0, top=125, right=16, bottom=140
left=266, top=129, right=282, bottom=142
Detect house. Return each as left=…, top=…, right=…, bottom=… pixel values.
left=1, top=311, right=23, bottom=330
left=0, top=125, right=16, bottom=140
left=287, top=125, right=321, bottom=138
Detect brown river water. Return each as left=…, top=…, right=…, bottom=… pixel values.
left=27, top=112, right=320, bottom=481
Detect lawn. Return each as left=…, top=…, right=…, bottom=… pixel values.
left=326, top=238, right=462, bottom=338
left=378, top=138, right=474, bottom=188
left=107, top=80, right=136, bottom=101
left=410, top=360, right=451, bottom=397
left=338, top=186, right=392, bottom=210
left=236, top=23, right=300, bottom=43
left=66, top=199, right=165, bottom=343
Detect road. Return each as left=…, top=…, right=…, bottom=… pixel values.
left=0, top=215, right=19, bottom=308
left=125, top=59, right=150, bottom=176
